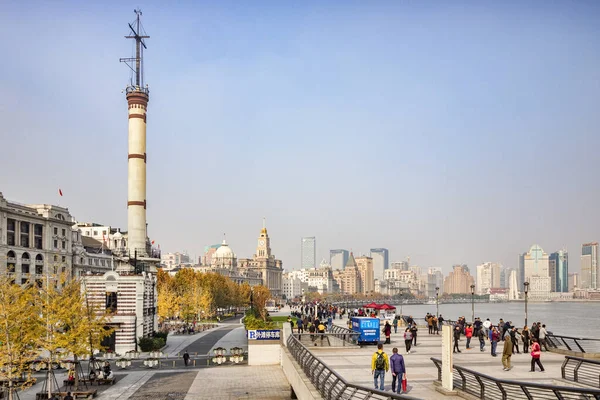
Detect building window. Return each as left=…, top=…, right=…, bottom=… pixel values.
left=93, top=230, right=98, bottom=236
left=34, top=224, right=43, bottom=249
left=80, top=257, right=84, bottom=264
left=62, top=229, right=66, bottom=237
left=22, top=264, right=30, bottom=274
left=53, top=240, right=58, bottom=249
left=94, top=259, right=99, bottom=266
left=103, top=230, right=107, bottom=235
left=62, top=256, right=66, bottom=263
left=54, top=227, right=58, bottom=235
left=107, top=260, right=111, bottom=268
left=20, top=222, right=30, bottom=248
left=62, top=241, right=66, bottom=249
left=35, top=265, right=43, bottom=275
left=100, top=259, right=106, bottom=267
left=106, top=292, right=118, bottom=313
left=88, top=259, right=92, bottom=266
left=54, top=255, right=58, bottom=262
left=7, top=219, right=16, bottom=246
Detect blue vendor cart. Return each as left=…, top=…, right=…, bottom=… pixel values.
left=351, top=317, right=380, bottom=345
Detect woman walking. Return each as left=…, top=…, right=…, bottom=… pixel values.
left=403, top=327, right=413, bottom=354
left=383, top=321, right=392, bottom=344
left=530, top=338, right=545, bottom=372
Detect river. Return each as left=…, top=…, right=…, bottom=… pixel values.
left=390, top=302, right=599, bottom=338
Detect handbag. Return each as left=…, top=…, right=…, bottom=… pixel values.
left=402, top=374, right=407, bottom=392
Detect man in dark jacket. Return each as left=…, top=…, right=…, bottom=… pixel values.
left=453, top=325, right=462, bottom=353
left=389, top=347, right=406, bottom=394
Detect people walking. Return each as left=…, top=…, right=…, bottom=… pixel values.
left=437, top=315, right=444, bottom=333
left=453, top=326, right=461, bottom=353
left=371, top=343, right=389, bottom=391
left=522, top=326, right=530, bottom=354
left=403, top=328, right=413, bottom=354
left=183, top=350, right=190, bottom=366
left=390, top=347, right=406, bottom=394
left=510, top=327, right=521, bottom=354
left=465, top=324, right=473, bottom=349
left=491, top=327, right=499, bottom=357
left=478, top=326, right=486, bottom=352
left=383, top=321, right=392, bottom=344
left=539, top=324, right=549, bottom=351
left=410, top=323, right=418, bottom=347
left=530, top=338, right=545, bottom=372
left=502, top=332, right=513, bottom=371
left=393, top=316, right=399, bottom=334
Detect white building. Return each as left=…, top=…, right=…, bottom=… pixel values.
left=161, top=252, right=190, bottom=267
left=282, top=272, right=303, bottom=300
left=306, top=261, right=335, bottom=294
left=529, top=275, right=552, bottom=301
left=476, top=262, right=501, bottom=295
left=508, top=270, right=519, bottom=300
left=0, top=192, right=75, bottom=285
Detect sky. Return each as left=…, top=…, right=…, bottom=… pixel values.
left=1, top=1, right=599, bottom=274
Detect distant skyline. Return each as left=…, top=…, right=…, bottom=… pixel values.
left=1, top=1, right=599, bottom=274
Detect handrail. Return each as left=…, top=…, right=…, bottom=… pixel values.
left=431, top=357, right=600, bottom=399
left=562, top=356, right=600, bottom=388
left=287, top=333, right=420, bottom=399
left=547, top=333, right=600, bottom=354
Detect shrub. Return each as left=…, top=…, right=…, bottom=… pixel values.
left=152, top=337, right=165, bottom=350
left=138, top=337, right=154, bottom=352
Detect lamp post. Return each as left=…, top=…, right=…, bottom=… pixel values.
left=400, top=292, right=404, bottom=317
left=470, top=284, right=475, bottom=323
left=250, top=287, right=254, bottom=313
left=435, top=287, right=440, bottom=318
left=524, top=281, right=529, bottom=327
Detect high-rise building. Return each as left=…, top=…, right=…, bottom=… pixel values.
left=391, top=261, right=409, bottom=271
left=335, top=252, right=362, bottom=294
left=549, top=250, right=568, bottom=292
left=330, top=249, right=349, bottom=270
left=355, top=255, right=374, bottom=294
left=443, top=265, right=475, bottom=295
left=523, top=245, right=549, bottom=283
left=518, top=252, right=526, bottom=292
left=580, top=242, right=598, bottom=289
left=370, top=248, right=389, bottom=281
left=476, top=262, right=501, bottom=294
left=508, top=270, right=519, bottom=300
left=301, top=237, right=316, bottom=269
left=568, top=273, right=579, bottom=292
left=427, top=267, right=444, bottom=298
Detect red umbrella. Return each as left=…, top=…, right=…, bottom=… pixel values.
left=379, top=303, right=396, bottom=310
left=363, top=302, right=378, bottom=308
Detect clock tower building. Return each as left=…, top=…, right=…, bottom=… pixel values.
left=238, top=219, right=283, bottom=297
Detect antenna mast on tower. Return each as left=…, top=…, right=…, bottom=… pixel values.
left=120, top=9, right=149, bottom=91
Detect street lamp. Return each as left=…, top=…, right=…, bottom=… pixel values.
left=470, top=284, right=475, bottom=323
left=435, top=287, right=440, bottom=318
left=524, top=281, right=530, bottom=327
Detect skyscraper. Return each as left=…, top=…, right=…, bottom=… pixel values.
left=355, top=256, right=374, bottom=294
left=370, top=248, right=389, bottom=281
left=524, top=245, right=549, bottom=282
left=476, top=262, right=501, bottom=295
left=581, top=242, right=598, bottom=289
left=330, top=249, right=349, bottom=270
left=301, top=237, right=316, bottom=269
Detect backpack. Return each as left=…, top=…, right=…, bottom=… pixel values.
left=375, top=352, right=386, bottom=370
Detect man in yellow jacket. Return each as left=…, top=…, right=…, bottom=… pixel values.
left=371, top=343, right=389, bottom=391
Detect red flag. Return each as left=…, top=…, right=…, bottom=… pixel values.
left=151, top=240, right=155, bottom=245
left=59, top=189, right=63, bottom=196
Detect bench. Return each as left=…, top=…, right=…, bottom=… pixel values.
left=36, top=391, right=96, bottom=400
left=63, top=377, right=114, bottom=387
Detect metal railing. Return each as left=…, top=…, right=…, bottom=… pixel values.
left=547, top=334, right=600, bottom=354
left=287, top=334, right=419, bottom=399
left=562, top=356, right=600, bottom=388
left=430, top=357, right=600, bottom=399
left=295, top=332, right=360, bottom=347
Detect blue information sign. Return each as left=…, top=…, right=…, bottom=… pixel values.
left=248, top=329, right=281, bottom=340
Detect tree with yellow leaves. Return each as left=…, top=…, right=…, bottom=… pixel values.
left=37, top=274, right=112, bottom=397
left=0, top=277, right=44, bottom=400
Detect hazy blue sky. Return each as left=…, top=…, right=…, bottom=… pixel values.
left=1, top=1, right=599, bottom=273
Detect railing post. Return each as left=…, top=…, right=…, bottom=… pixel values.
left=561, top=337, right=572, bottom=351
left=573, top=360, right=582, bottom=383
left=574, top=339, right=586, bottom=353
left=561, top=358, right=568, bottom=379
